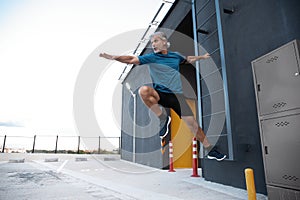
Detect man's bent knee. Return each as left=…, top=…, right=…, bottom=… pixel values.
left=138, top=86, right=151, bottom=96
left=138, top=86, right=160, bottom=104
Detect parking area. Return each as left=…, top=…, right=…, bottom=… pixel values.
left=0, top=153, right=267, bottom=200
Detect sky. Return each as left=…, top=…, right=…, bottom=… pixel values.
left=0, top=0, right=174, bottom=150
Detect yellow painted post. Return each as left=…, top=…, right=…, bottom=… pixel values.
left=245, top=168, right=257, bottom=200
left=171, top=100, right=196, bottom=168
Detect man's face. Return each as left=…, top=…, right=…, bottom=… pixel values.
left=151, top=35, right=167, bottom=53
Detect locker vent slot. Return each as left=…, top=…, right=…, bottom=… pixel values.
left=257, top=84, right=261, bottom=92
left=266, top=56, right=279, bottom=63
left=264, top=146, right=268, bottom=154
left=282, top=175, right=299, bottom=182
left=272, top=102, right=287, bottom=109
left=275, top=121, right=290, bottom=127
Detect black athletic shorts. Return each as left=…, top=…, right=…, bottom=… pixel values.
left=156, top=90, right=193, bottom=118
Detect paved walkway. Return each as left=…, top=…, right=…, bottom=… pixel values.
left=0, top=153, right=267, bottom=200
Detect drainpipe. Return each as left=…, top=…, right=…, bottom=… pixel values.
left=191, top=0, right=204, bottom=158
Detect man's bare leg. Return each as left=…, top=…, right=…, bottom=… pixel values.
left=182, top=116, right=226, bottom=160
left=138, top=86, right=210, bottom=145
left=182, top=116, right=211, bottom=148
left=138, top=85, right=170, bottom=152
left=138, top=86, right=163, bottom=116
left=138, top=86, right=225, bottom=160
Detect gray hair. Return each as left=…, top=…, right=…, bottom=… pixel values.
left=150, top=32, right=171, bottom=48
left=150, top=32, right=168, bottom=41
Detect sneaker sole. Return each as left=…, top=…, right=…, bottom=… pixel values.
left=159, top=116, right=171, bottom=139
left=207, top=155, right=226, bottom=161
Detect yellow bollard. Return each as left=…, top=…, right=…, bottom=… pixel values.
left=245, top=168, right=257, bottom=200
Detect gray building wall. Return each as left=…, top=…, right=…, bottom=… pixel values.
left=200, top=0, right=300, bottom=195
left=121, top=66, right=168, bottom=169
left=121, top=0, right=300, bottom=195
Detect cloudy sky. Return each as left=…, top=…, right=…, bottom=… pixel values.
left=0, top=0, right=173, bottom=148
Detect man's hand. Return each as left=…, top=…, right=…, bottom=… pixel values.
left=201, top=53, right=210, bottom=59
left=99, top=53, right=115, bottom=60
left=187, top=53, right=210, bottom=63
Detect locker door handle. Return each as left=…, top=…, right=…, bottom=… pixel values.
left=257, top=84, right=261, bottom=92
left=264, top=146, right=268, bottom=154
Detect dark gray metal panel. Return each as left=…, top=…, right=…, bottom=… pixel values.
left=202, top=0, right=300, bottom=195
left=267, top=185, right=300, bottom=200
left=202, top=90, right=225, bottom=115
left=201, top=72, right=224, bottom=96
left=121, top=133, right=133, bottom=162
left=121, top=84, right=134, bottom=162
left=252, top=40, right=300, bottom=116
left=158, top=0, right=191, bottom=31
left=121, top=65, right=167, bottom=169
left=194, top=0, right=234, bottom=160
left=261, top=114, right=300, bottom=190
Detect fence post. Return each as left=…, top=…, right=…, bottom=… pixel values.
left=2, top=135, right=6, bottom=153
left=119, top=137, right=121, bottom=154
left=77, top=136, right=80, bottom=154
left=98, top=136, right=101, bottom=154
left=32, top=135, right=36, bottom=153
left=55, top=135, right=58, bottom=153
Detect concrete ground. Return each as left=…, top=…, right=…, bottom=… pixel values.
left=0, top=153, right=267, bottom=200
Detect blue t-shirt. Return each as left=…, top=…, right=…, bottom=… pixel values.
left=138, top=51, right=186, bottom=93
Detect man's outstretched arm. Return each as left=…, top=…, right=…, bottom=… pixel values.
left=99, top=53, right=140, bottom=65
left=186, top=53, right=210, bottom=64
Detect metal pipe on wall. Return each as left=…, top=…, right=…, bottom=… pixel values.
left=191, top=0, right=204, bottom=158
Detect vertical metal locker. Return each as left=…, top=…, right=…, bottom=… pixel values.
left=252, top=40, right=300, bottom=116
left=261, top=114, right=300, bottom=190
left=252, top=40, right=300, bottom=199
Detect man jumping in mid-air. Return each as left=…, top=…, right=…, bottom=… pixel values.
left=100, top=31, right=226, bottom=161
